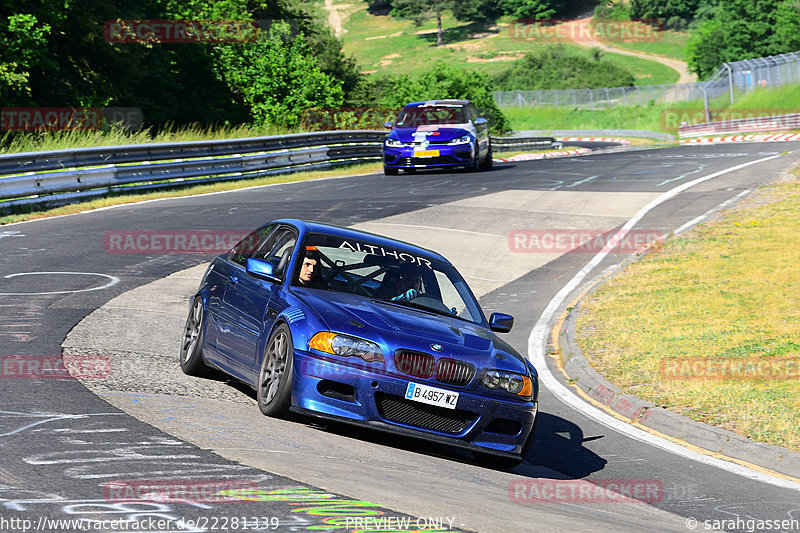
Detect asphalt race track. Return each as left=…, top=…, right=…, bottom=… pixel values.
left=1, top=142, right=800, bottom=532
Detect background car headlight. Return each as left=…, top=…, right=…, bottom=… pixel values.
left=482, top=370, right=532, bottom=397
left=385, top=138, right=405, bottom=147
left=448, top=134, right=471, bottom=146
left=309, top=332, right=384, bottom=363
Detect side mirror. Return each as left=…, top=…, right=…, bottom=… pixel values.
left=383, top=121, right=393, bottom=129
left=489, top=312, right=514, bottom=333
left=246, top=258, right=281, bottom=283
left=474, top=117, right=488, bottom=126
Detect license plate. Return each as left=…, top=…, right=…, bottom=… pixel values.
left=413, top=150, right=439, bottom=157
left=405, top=382, right=458, bottom=409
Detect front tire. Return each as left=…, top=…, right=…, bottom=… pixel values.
left=479, top=144, right=493, bottom=170
left=257, top=323, right=294, bottom=417
left=180, top=296, right=211, bottom=376
left=465, top=145, right=480, bottom=172
left=384, top=165, right=399, bottom=175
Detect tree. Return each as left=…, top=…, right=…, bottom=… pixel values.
left=349, top=62, right=510, bottom=133
left=501, top=0, right=567, bottom=20
left=214, top=22, right=344, bottom=127
left=685, top=0, right=797, bottom=79
left=391, top=0, right=457, bottom=46
left=494, top=45, right=635, bottom=90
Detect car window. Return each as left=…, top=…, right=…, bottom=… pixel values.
left=229, top=224, right=275, bottom=266
left=253, top=228, right=297, bottom=275
left=293, top=233, right=486, bottom=325
left=395, top=106, right=467, bottom=127
left=468, top=103, right=480, bottom=122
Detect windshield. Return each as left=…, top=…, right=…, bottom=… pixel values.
left=395, top=105, right=467, bottom=128
left=292, top=233, right=486, bottom=325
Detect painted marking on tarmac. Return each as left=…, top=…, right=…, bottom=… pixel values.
left=0, top=272, right=120, bottom=295
left=528, top=153, right=800, bottom=491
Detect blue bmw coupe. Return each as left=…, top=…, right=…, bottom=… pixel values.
left=181, top=220, right=538, bottom=465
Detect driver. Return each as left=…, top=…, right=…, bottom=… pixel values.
left=297, top=248, right=322, bottom=288
left=391, top=262, right=423, bottom=301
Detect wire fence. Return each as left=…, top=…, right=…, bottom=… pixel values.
left=494, top=51, right=800, bottom=109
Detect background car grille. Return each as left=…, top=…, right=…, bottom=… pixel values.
left=375, top=393, right=477, bottom=434
left=397, top=156, right=460, bottom=166
left=436, top=358, right=475, bottom=386
left=394, top=350, right=435, bottom=378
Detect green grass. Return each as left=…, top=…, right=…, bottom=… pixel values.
left=331, top=2, right=680, bottom=85
left=575, top=174, right=800, bottom=451
left=591, top=21, right=691, bottom=62
left=0, top=123, right=298, bottom=155
left=503, top=83, right=800, bottom=133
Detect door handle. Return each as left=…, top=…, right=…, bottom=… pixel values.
left=229, top=275, right=239, bottom=284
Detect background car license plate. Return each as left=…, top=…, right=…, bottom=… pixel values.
left=413, top=150, right=439, bottom=157
left=405, top=382, right=458, bottom=409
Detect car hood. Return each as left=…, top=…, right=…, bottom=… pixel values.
left=390, top=126, right=474, bottom=143
left=292, top=288, right=528, bottom=375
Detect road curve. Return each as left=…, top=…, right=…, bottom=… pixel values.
left=2, top=142, right=800, bottom=532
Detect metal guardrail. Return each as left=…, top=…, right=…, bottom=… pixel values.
left=0, top=131, right=560, bottom=212
left=678, top=112, right=800, bottom=138
left=0, top=131, right=387, bottom=211
left=491, top=136, right=556, bottom=151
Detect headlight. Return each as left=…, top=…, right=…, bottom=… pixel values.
left=385, top=137, right=405, bottom=147
left=482, top=370, right=532, bottom=397
left=309, top=332, right=384, bottom=363
left=448, top=135, right=471, bottom=146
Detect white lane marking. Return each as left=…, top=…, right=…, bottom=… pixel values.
left=566, top=175, right=598, bottom=188
left=0, top=272, right=120, bottom=295
left=528, top=154, right=800, bottom=491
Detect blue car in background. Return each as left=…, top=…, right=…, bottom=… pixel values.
left=181, top=220, right=538, bottom=466
left=383, top=99, right=493, bottom=175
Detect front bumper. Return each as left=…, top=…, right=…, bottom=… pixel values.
left=383, top=144, right=475, bottom=169
left=292, top=349, right=537, bottom=458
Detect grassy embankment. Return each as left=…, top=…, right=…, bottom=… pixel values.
left=576, top=163, right=800, bottom=451
left=504, top=84, right=800, bottom=135
left=335, top=3, right=680, bottom=84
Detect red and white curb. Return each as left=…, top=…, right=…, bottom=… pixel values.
left=555, top=137, right=633, bottom=145
left=680, top=133, right=800, bottom=144
left=494, top=148, right=592, bottom=162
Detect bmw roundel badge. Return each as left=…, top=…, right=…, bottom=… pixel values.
left=431, top=343, right=443, bottom=352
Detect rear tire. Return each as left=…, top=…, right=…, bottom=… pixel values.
left=257, top=323, right=294, bottom=417
left=180, top=297, right=212, bottom=376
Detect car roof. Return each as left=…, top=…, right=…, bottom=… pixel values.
left=404, top=100, right=470, bottom=108
left=273, top=219, right=450, bottom=263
